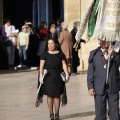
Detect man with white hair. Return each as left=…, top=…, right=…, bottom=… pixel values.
left=87, top=40, right=120, bottom=120
left=71, top=21, right=86, bottom=74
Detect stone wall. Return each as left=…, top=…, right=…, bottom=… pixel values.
left=64, top=0, right=97, bottom=71
left=64, top=0, right=81, bottom=31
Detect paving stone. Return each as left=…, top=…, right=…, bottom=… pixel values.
left=0, top=70, right=118, bottom=120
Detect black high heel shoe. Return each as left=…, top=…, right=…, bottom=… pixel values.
left=54, top=114, right=59, bottom=120
left=50, top=114, right=54, bottom=120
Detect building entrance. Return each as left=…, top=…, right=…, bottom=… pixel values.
left=3, top=0, right=64, bottom=29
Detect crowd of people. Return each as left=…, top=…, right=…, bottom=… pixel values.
left=0, top=18, right=38, bottom=69
left=0, top=17, right=84, bottom=75
left=1, top=17, right=120, bottom=120
left=0, top=17, right=86, bottom=120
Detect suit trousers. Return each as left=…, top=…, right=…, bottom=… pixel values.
left=94, top=90, right=119, bottom=120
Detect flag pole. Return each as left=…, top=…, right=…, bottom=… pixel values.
left=106, top=41, right=111, bottom=84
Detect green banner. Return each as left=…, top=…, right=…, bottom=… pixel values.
left=87, top=0, right=100, bottom=38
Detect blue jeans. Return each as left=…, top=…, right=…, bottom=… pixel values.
left=19, top=45, right=27, bottom=65
left=6, top=46, right=15, bottom=66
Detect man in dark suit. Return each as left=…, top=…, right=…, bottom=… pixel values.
left=87, top=40, right=120, bottom=120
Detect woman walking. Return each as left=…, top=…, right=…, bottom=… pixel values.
left=39, top=38, right=69, bottom=120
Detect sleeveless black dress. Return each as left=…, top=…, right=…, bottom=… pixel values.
left=40, top=51, right=66, bottom=96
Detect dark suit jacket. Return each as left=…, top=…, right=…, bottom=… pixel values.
left=87, top=48, right=120, bottom=94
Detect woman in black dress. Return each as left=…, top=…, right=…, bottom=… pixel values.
left=39, top=38, right=69, bottom=120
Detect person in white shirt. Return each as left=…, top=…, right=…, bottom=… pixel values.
left=1, top=18, right=16, bottom=68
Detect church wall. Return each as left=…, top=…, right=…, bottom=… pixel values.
left=64, top=0, right=97, bottom=71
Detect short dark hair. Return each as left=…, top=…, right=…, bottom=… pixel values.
left=39, top=21, right=47, bottom=29
left=4, top=17, right=10, bottom=23
left=45, top=38, right=61, bottom=51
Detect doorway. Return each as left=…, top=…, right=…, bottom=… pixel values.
left=3, top=0, right=64, bottom=29
left=3, top=0, right=33, bottom=29
left=51, top=0, right=64, bottom=23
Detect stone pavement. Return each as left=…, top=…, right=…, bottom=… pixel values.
left=0, top=70, right=114, bottom=120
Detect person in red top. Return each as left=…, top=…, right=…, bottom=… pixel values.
left=37, top=22, right=47, bottom=58
left=39, top=22, right=47, bottom=41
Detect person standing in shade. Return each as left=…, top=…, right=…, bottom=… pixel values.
left=1, top=18, right=17, bottom=68
left=56, top=18, right=62, bottom=38
left=24, top=20, right=34, bottom=35
left=47, top=24, right=58, bottom=40
left=47, top=24, right=62, bottom=54
left=39, top=38, right=69, bottom=120
left=37, top=22, right=47, bottom=58
left=71, top=21, right=86, bottom=74
left=17, top=26, right=29, bottom=68
left=87, top=40, right=120, bottom=120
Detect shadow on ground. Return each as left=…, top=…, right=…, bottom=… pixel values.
left=0, top=69, right=87, bottom=75
left=0, top=67, right=38, bottom=74
left=60, top=111, right=95, bottom=119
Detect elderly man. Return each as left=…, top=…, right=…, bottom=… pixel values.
left=71, top=21, right=86, bottom=74
left=87, top=40, right=120, bottom=120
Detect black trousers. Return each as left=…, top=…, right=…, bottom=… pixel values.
left=94, top=90, right=119, bottom=120
left=72, top=48, right=80, bottom=73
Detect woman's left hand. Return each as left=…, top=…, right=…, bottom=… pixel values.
left=65, top=73, right=70, bottom=83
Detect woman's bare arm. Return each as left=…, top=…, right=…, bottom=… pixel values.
left=62, top=60, right=69, bottom=73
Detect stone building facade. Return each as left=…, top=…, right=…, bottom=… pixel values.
left=64, top=0, right=97, bottom=71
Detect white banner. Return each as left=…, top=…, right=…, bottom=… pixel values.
left=75, top=0, right=95, bottom=42
left=94, top=0, right=120, bottom=41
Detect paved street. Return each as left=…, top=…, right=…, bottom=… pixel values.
left=0, top=70, right=111, bottom=120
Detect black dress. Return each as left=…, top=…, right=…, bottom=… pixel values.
left=40, top=51, right=66, bottom=97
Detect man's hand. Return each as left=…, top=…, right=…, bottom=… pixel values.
left=104, top=48, right=115, bottom=60
left=88, top=89, right=95, bottom=96
left=9, top=33, right=16, bottom=37
left=104, top=52, right=109, bottom=60
left=25, top=46, right=28, bottom=51
left=108, top=48, right=115, bottom=56
left=17, top=46, right=19, bottom=50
